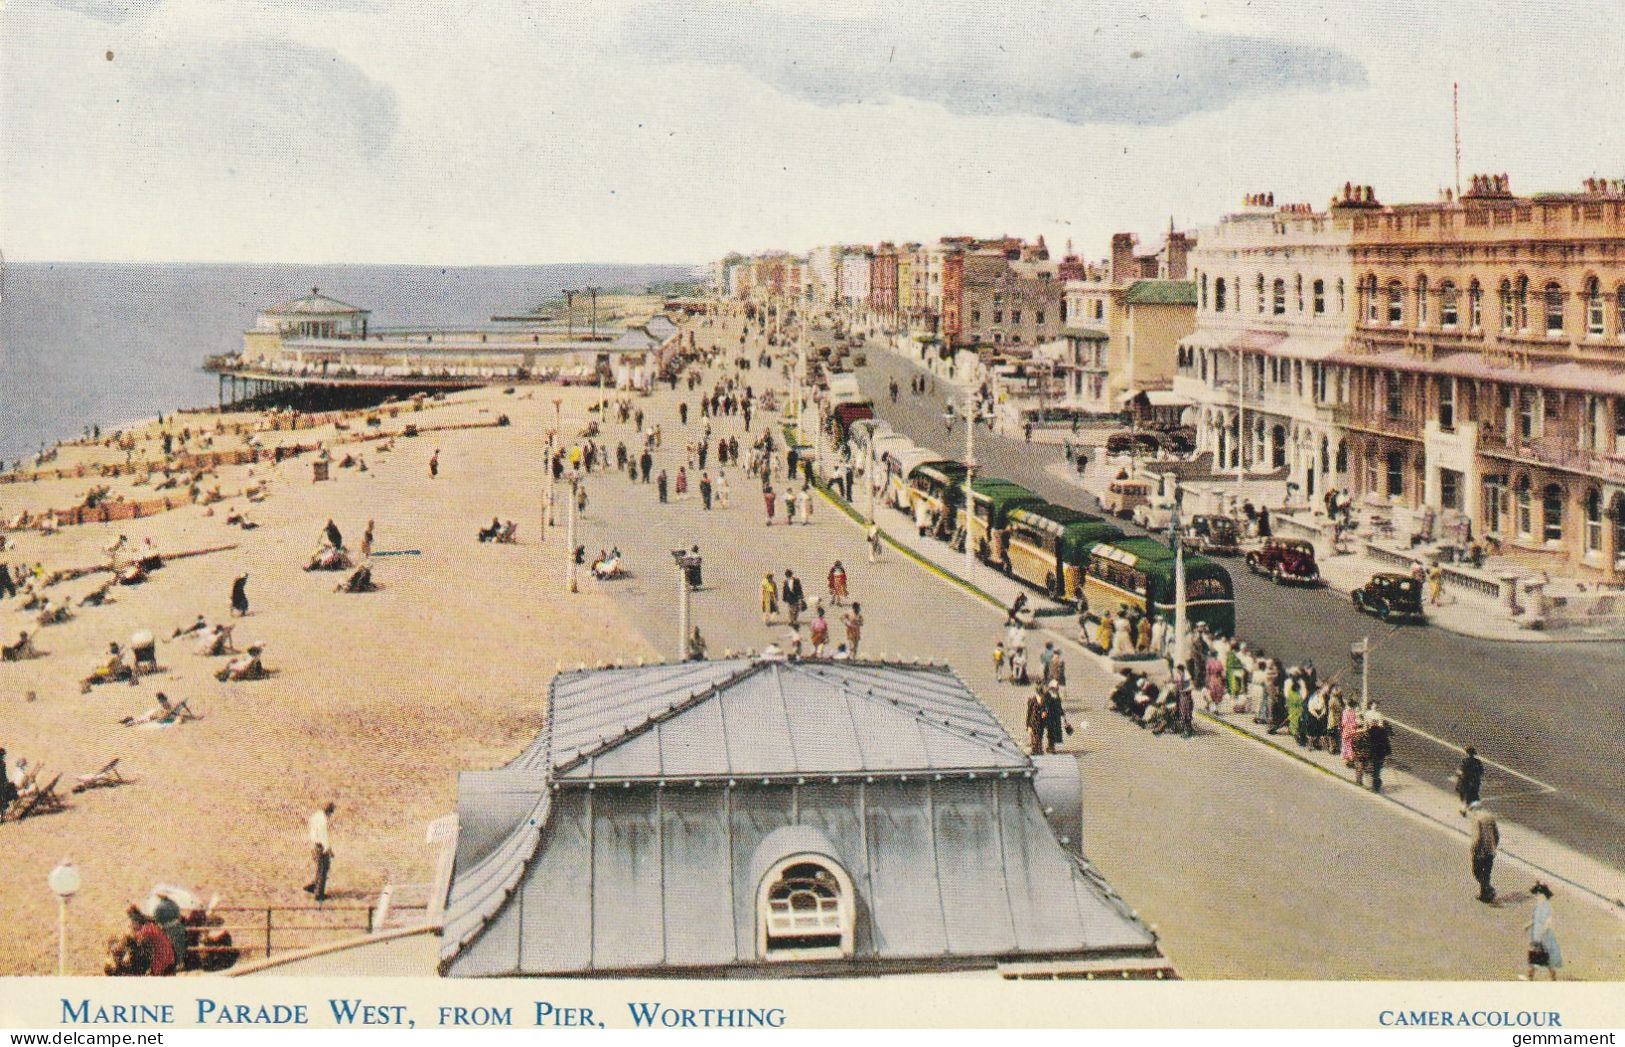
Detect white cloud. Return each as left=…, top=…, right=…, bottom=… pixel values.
left=1, top=0, right=1620, bottom=264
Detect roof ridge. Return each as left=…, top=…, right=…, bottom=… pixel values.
left=549, top=660, right=771, bottom=777
left=783, top=661, right=1026, bottom=762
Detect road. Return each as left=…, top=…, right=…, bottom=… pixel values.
left=561, top=317, right=1625, bottom=977
left=850, top=337, right=1625, bottom=871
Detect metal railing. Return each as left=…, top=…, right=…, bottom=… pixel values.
left=211, top=882, right=434, bottom=961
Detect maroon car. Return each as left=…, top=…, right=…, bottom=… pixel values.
left=1245, top=537, right=1321, bottom=585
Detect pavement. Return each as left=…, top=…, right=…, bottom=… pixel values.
left=851, top=333, right=1625, bottom=878
left=556, top=312, right=1625, bottom=979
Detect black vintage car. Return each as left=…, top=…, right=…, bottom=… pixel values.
left=1185, top=515, right=1241, bottom=556
left=1105, top=431, right=1163, bottom=456
left=1352, top=572, right=1426, bottom=622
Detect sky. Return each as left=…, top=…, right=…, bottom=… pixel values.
left=2, top=0, right=1621, bottom=265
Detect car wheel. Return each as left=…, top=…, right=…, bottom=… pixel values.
left=1353, top=592, right=1364, bottom=610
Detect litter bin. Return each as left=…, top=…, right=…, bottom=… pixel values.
left=683, top=555, right=703, bottom=589
left=312, top=460, right=330, bottom=483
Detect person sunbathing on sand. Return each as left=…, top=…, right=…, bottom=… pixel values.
left=120, top=692, right=198, bottom=727
left=172, top=615, right=207, bottom=640
left=196, top=624, right=235, bottom=657
left=2, top=631, right=39, bottom=662
left=81, top=642, right=134, bottom=692
left=215, top=646, right=266, bottom=682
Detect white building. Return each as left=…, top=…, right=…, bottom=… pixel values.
left=1177, top=198, right=1358, bottom=503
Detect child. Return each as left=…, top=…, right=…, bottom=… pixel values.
left=992, top=640, right=1007, bottom=681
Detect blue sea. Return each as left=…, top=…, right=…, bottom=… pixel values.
left=0, top=262, right=697, bottom=465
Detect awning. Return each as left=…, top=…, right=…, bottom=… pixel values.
left=1328, top=350, right=1625, bottom=396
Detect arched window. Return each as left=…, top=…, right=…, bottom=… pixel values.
left=1337, top=278, right=1346, bottom=314
left=1200, top=272, right=1209, bottom=310
left=1585, top=277, right=1604, bottom=336
left=1313, top=278, right=1326, bottom=314
left=1215, top=278, right=1228, bottom=313
left=1514, top=475, right=1532, bottom=537
left=1365, top=275, right=1379, bottom=323
left=1416, top=274, right=1430, bottom=325
left=1515, top=275, right=1529, bottom=330
left=1295, top=274, right=1304, bottom=312
left=1499, top=280, right=1514, bottom=331
left=1273, top=278, right=1286, bottom=315
left=1584, top=488, right=1603, bottom=553
left=1256, top=273, right=1266, bottom=314
left=1614, top=494, right=1625, bottom=566
left=758, top=857, right=855, bottom=960
left=1440, top=281, right=1459, bottom=327
left=1386, top=281, right=1405, bottom=325
left=1468, top=280, right=1483, bottom=329
left=1618, top=286, right=1625, bottom=339
left=1544, top=281, right=1564, bottom=336
left=1542, top=483, right=1564, bottom=543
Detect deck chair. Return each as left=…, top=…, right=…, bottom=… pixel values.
left=73, top=759, right=127, bottom=793
left=15, top=774, right=65, bottom=819
left=496, top=522, right=518, bottom=544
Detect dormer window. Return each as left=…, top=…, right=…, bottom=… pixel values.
left=758, top=858, right=855, bottom=961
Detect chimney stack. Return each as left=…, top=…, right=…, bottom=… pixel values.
left=1110, top=233, right=1138, bottom=286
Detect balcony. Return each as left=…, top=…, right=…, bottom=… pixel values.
left=1327, top=405, right=1423, bottom=440
left=1478, top=432, right=1625, bottom=483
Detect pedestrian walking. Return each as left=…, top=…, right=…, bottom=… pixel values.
left=657, top=469, right=669, bottom=503
left=1523, top=883, right=1562, bottom=980
left=783, top=570, right=804, bottom=627
left=675, top=466, right=688, bottom=499
left=716, top=470, right=730, bottom=508
left=1365, top=711, right=1392, bottom=792
left=576, top=484, right=588, bottom=516
left=761, top=572, right=779, bottom=625
left=1025, top=687, right=1047, bottom=756
left=428, top=449, right=440, bottom=478
left=809, top=607, right=829, bottom=656
left=1042, top=681, right=1069, bottom=753
left=361, top=520, right=374, bottom=558
left=992, top=640, right=1007, bottom=681
left=842, top=603, right=863, bottom=658
left=1469, top=801, right=1499, bottom=903
left=1455, top=746, right=1485, bottom=815
left=797, top=485, right=812, bottom=525
left=763, top=484, right=776, bottom=525
left=305, top=801, right=336, bottom=903
left=1427, top=562, right=1444, bottom=606
left=827, top=561, right=847, bottom=605
left=230, top=573, right=249, bottom=617
left=867, top=522, right=882, bottom=562
left=700, top=472, right=713, bottom=510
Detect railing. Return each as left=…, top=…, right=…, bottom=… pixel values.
left=1327, top=405, right=1423, bottom=439
left=1478, top=433, right=1625, bottom=483
left=212, top=883, right=434, bottom=962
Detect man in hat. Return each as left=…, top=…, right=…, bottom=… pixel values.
left=1456, top=746, right=1485, bottom=815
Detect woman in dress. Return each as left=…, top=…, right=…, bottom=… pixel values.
left=1340, top=698, right=1361, bottom=764
left=760, top=573, right=779, bottom=625
left=827, top=561, right=848, bottom=606
left=1524, top=883, right=1562, bottom=980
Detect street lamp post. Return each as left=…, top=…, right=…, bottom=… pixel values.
left=564, top=290, right=577, bottom=341
left=565, top=468, right=581, bottom=594
left=48, top=861, right=81, bottom=976
left=587, top=286, right=600, bottom=339
left=673, top=550, right=694, bottom=661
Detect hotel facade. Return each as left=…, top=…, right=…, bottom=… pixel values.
left=1180, top=177, right=1625, bottom=578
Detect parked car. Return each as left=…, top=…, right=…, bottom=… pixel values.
left=1245, top=537, right=1321, bottom=585
left=1105, top=431, right=1163, bottom=456
left=1352, top=572, right=1425, bottom=622
left=1132, top=496, right=1176, bottom=532
left=1102, top=477, right=1154, bottom=519
left=1185, top=515, right=1241, bottom=556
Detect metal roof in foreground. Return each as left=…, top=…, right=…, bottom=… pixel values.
left=438, top=659, right=1160, bottom=978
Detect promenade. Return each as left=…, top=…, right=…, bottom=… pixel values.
left=567, top=312, right=1625, bottom=979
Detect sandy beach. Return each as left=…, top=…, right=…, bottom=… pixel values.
left=1, top=383, right=660, bottom=975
